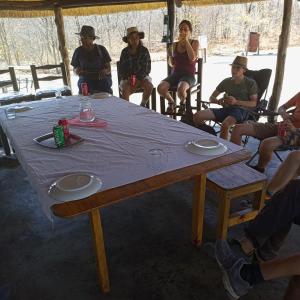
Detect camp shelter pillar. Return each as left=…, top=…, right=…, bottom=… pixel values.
left=54, top=5, right=71, bottom=88
left=268, top=0, right=293, bottom=113
left=167, top=0, right=175, bottom=75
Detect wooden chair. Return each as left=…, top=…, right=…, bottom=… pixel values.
left=0, top=67, right=34, bottom=106
left=30, top=62, right=71, bottom=100
left=160, top=57, right=203, bottom=119
left=116, top=61, right=156, bottom=111
left=207, top=163, right=267, bottom=240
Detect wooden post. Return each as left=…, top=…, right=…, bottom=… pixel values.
left=54, top=5, right=71, bottom=89
left=268, top=0, right=293, bottom=113
left=166, top=0, right=175, bottom=75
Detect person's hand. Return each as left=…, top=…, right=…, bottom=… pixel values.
left=179, top=33, right=188, bottom=44
left=224, top=96, right=237, bottom=106
left=283, top=119, right=297, bottom=132
left=75, top=68, right=82, bottom=76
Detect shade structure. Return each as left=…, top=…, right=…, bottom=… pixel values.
left=0, top=0, right=266, bottom=18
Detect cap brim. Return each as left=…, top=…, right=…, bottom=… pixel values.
left=230, top=63, right=247, bottom=69
left=123, top=32, right=144, bottom=43
left=75, top=33, right=99, bottom=39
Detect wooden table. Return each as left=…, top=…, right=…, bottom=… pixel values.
left=0, top=96, right=250, bottom=294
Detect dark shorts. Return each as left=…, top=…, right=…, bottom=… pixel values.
left=78, top=76, right=113, bottom=94
left=211, top=107, right=249, bottom=123
left=162, top=72, right=195, bottom=87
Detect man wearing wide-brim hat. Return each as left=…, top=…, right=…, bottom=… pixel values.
left=71, top=25, right=113, bottom=94
left=118, top=27, right=153, bottom=107
left=193, top=55, right=258, bottom=140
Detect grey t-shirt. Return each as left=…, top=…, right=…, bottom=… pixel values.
left=216, top=76, right=258, bottom=102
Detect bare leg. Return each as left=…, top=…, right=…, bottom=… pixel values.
left=230, top=123, right=257, bottom=145
left=260, top=253, right=300, bottom=281
left=220, top=116, right=237, bottom=140
left=257, top=136, right=283, bottom=169
left=140, top=79, right=154, bottom=106
left=120, top=80, right=132, bottom=101
left=177, top=81, right=190, bottom=103
left=193, top=109, right=216, bottom=126
left=157, top=81, right=174, bottom=104
left=267, top=151, right=300, bottom=194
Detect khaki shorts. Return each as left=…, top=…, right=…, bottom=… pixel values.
left=251, top=122, right=278, bottom=139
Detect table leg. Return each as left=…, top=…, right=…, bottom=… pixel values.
left=192, top=174, right=206, bottom=247
left=0, top=124, right=11, bottom=156
left=89, top=208, right=110, bottom=294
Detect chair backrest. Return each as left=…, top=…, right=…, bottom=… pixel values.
left=30, top=62, right=68, bottom=90
left=0, top=67, right=19, bottom=92
left=244, top=68, right=272, bottom=102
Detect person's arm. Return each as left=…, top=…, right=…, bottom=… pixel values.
left=278, top=93, right=299, bottom=120
left=119, top=49, right=128, bottom=80
left=71, top=48, right=81, bottom=76
left=168, top=44, right=175, bottom=67
left=137, top=48, right=151, bottom=80
left=209, top=90, right=222, bottom=104
left=224, top=94, right=257, bottom=108
left=185, top=39, right=199, bottom=62
left=98, top=45, right=112, bottom=78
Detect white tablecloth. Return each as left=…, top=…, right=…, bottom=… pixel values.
left=0, top=96, right=242, bottom=219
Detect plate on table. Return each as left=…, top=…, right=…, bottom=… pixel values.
left=190, top=139, right=221, bottom=149
left=91, top=92, right=112, bottom=99
left=185, top=140, right=227, bottom=156
left=33, top=133, right=83, bottom=149
left=13, top=105, right=33, bottom=112
left=48, top=173, right=102, bottom=201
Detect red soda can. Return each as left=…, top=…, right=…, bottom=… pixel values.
left=130, top=74, right=136, bottom=87
left=81, top=82, right=89, bottom=96
left=58, top=118, right=70, bottom=139
left=278, top=122, right=287, bottom=137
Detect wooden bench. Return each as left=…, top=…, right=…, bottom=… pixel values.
left=207, top=162, right=267, bottom=240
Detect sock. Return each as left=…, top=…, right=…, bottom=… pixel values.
left=240, top=262, right=265, bottom=286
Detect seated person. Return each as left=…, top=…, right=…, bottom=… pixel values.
left=119, top=27, right=153, bottom=107
left=215, top=151, right=300, bottom=299
left=71, top=25, right=112, bottom=94
left=193, top=56, right=258, bottom=140
left=157, top=20, right=199, bottom=115
left=231, top=92, right=300, bottom=173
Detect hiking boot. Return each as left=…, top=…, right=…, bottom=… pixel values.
left=178, top=102, right=186, bottom=114
left=215, top=240, right=252, bottom=299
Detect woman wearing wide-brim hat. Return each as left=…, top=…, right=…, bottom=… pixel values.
left=118, top=27, right=153, bottom=107
left=157, top=20, right=199, bottom=115
left=71, top=25, right=113, bottom=94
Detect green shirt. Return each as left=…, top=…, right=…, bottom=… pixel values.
left=216, top=76, right=258, bottom=102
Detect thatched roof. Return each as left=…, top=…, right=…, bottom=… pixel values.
left=0, top=0, right=265, bottom=18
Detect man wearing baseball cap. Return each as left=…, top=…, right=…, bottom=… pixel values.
left=193, top=56, right=258, bottom=140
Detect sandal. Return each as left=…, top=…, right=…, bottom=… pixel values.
left=166, top=102, right=175, bottom=114
left=178, top=102, right=186, bottom=114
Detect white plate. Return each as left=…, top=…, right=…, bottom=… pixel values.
left=191, top=139, right=221, bottom=149
left=13, top=105, right=33, bottom=112
left=185, top=141, right=228, bottom=156
left=91, top=92, right=112, bottom=99
left=48, top=173, right=102, bottom=202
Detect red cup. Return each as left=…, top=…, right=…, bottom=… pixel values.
left=130, top=74, right=136, bottom=87
left=81, top=82, right=89, bottom=96
left=278, top=122, right=287, bottom=137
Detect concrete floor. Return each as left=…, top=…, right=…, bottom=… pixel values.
left=1, top=136, right=299, bottom=300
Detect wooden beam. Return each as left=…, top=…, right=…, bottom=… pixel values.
left=268, top=0, right=293, bottom=112
left=54, top=5, right=71, bottom=88
left=166, top=0, right=175, bottom=75
left=0, top=0, right=164, bottom=10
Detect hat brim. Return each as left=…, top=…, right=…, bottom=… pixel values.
left=230, top=63, right=247, bottom=69
left=75, top=32, right=99, bottom=39
left=122, top=32, right=144, bottom=43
